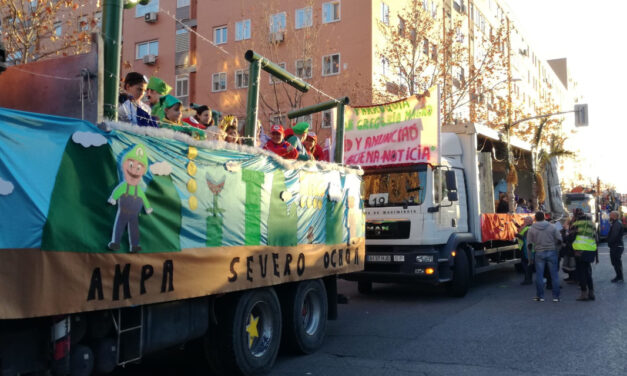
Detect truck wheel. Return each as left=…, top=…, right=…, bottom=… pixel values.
left=357, top=280, right=372, bottom=294
left=69, top=344, right=94, bottom=376
left=206, top=288, right=282, bottom=376
left=93, top=337, right=117, bottom=375
left=281, top=279, right=328, bottom=354
left=446, top=250, right=470, bottom=297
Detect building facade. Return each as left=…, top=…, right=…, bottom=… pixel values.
left=2, top=0, right=574, bottom=149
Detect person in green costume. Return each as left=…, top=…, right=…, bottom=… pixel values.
left=145, top=76, right=172, bottom=120
left=158, top=95, right=206, bottom=140
left=285, top=121, right=312, bottom=161
left=108, top=144, right=153, bottom=253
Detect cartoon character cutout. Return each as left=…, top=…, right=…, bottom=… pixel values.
left=206, top=174, right=226, bottom=217
left=108, top=144, right=153, bottom=253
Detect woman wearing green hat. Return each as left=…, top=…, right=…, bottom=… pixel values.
left=158, top=95, right=206, bottom=140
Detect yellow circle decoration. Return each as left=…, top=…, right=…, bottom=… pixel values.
left=187, top=161, right=197, bottom=176
left=187, top=179, right=197, bottom=193
left=189, top=196, right=198, bottom=211
left=188, top=146, right=198, bottom=160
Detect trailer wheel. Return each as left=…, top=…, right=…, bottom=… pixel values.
left=69, top=344, right=94, bottom=376
left=357, top=280, right=372, bottom=294
left=206, top=288, right=282, bottom=376
left=446, top=249, right=470, bottom=297
left=282, top=279, right=328, bottom=354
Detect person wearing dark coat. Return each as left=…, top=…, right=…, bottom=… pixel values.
left=607, top=210, right=624, bottom=282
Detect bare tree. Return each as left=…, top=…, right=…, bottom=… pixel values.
left=0, top=0, right=97, bottom=65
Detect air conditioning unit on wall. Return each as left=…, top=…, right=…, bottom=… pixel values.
left=145, top=12, right=158, bottom=23
left=143, top=54, right=157, bottom=65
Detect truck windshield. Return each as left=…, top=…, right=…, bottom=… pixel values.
left=565, top=198, right=594, bottom=214
left=363, top=167, right=427, bottom=207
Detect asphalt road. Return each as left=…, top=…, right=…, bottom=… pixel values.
left=115, top=241, right=627, bottom=376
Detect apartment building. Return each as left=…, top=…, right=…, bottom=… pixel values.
left=2, top=0, right=572, bottom=146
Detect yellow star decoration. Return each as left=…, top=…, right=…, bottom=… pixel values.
left=246, top=314, right=259, bottom=348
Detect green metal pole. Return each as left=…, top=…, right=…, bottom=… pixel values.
left=334, top=102, right=346, bottom=164
left=102, top=0, right=124, bottom=120
left=245, top=50, right=309, bottom=93
left=244, top=59, right=260, bottom=146
left=287, top=97, right=349, bottom=119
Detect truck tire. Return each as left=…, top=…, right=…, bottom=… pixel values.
left=205, top=288, right=282, bottom=376
left=281, top=279, right=328, bottom=354
left=69, top=344, right=94, bottom=376
left=446, top=249, right=470, bottom=297
left=357, top=280, right=372, bottom=294
left=93, top=337, right=117, bottom=375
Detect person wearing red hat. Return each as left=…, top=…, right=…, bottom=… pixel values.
left=263, top=125, right=298, bottom=159
left=303, top=132, right=328, bottom=162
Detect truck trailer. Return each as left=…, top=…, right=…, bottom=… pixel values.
left=0, top=108, right=365, bottom=376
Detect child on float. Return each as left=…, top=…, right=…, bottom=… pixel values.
left=263, top=124, right=297, bottom=159
left=158, top=95, right=206, bottom=140
left=118, top=72, right=157, bottom=127
left=284, top=122, right=312, bottom=161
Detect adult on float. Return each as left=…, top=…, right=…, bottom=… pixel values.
left=145, top=76, right=172, bottom=120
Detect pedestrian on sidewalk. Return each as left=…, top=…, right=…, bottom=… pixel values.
left=516, top=216, right=533, bottom=285
left=607, top=210, right=624, bottom=283
left=572, top=209, right=599, bottom=301
left=527, top=211, right=562, bottom=302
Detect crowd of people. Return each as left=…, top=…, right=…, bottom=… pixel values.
left=516, top=207, right=623, bottom=302
left=117, top=72, right=329, bottom=161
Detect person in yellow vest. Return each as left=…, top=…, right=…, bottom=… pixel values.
left=572, top=208, right=599, bottom=301
left=516, top=216, right=534, bottom=285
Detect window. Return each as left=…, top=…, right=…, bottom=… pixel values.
left=422, top=0, right=428, bottom=11
left=433, top=167, right=449, bottom=204
left=212, top=72, right=227, bottom=92
left=136, top=40, right=159, bottom=59
left=322, top=1, right=340, bottom=23
left=322, top=54, right=340, bottom=76
left=235, top=19, right=251, bottom=40
left=177, top=0, right=190, bottom=6
left=54, top=21, right=62, bottom=36
left=269, top=62, right=287, bottom=84
left=296, top=58, right=312, bottom=79
left=77, top=15, right=89, bottom=32
left=295, top=7, right=312, bottom=29
left=270, top=114, right=286, bottom=126
left=175, top=75, right=189, bottom=106
left=176, top=28, right=190, bottom=52
left=381, top=2, right=389, bottom=25
left=297, top=114, right=312, bottom=126
left=398, top=17, right=405, bottom=37
left=431, top=43, right=437, bottom=61
left=214, top=26, right=227, bottom=44
left=270, top=12, right=286, bottom=33
left=363, top=168, right=427, bottom=207
left=381, top=57, right=389, bottom=76
left=135, top=0, right=158, bottom=17
left=93, top=11, right=102, bottom=29
left=422, top=38, right=429, bottom=55
left=431, top=2, right=438, bottom=18
left=235, top=69, right=249, bottom=89
left=321, top=109, right=334, bottom=128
